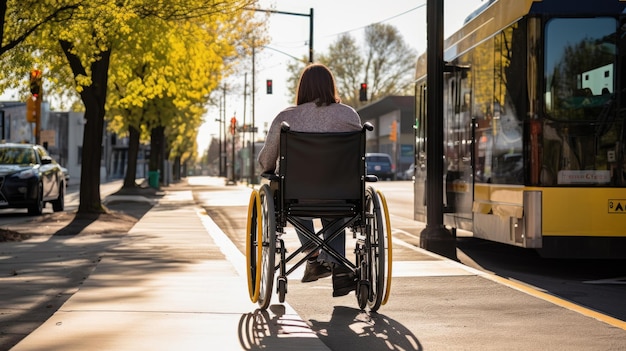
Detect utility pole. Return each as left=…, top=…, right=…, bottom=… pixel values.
left=250, top=45, right=257, bottom=184
left=229, top=114, right=237, bottom=185
left=216, top=100, right=224, bottom=177
left=242, top=73, right=249, bottom=182
left=222, top=85, right=227, bottom=177
left=420, top=0, right=457, bottom=259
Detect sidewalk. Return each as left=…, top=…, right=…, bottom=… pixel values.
left=10, top=179, right=626, bottom=350
left=11, top=186, right=330, bottom=351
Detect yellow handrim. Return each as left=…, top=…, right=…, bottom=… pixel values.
left=255, top=188, right=266, bottom=304
left=377, top=189, right=392, bottom=305
left=246, top=190, right=263, bottom=302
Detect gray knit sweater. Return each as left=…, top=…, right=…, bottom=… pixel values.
left=258, top=101, right=362, bottom=173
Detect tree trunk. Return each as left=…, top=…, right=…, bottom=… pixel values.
left=60, top=40, right=110, bottom=214
left=149, top=126, right=165, bottom=185
left=149, top=126, right=163, bottom=171
left=161, top=130, right=168, bottom=186
left=173, top=156, right=181, bottom=181
left=123, top=125, right=140, bottom=188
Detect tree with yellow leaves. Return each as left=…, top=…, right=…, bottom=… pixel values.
left=107, top=10, right=264, bottom=189
left=1, top=0, right=264, bottom=213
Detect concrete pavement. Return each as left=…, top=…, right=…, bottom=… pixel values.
left=10, top=183, right=329, bottom=351
left=9, top=177, right=626, bottom=350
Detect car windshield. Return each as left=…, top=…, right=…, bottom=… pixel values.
left=0, top=147, right=36, bottom=165
left=367, top=156, right=389, bottom=162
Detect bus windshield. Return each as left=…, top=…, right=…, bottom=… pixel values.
left=542, top=17, right=624, bottom=186
left=544, top=18, right=616, bottom=119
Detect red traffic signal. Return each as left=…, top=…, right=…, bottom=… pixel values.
left=266, top=79, right=273, bottom=94
left=30, top=69, right=42, bottom=97
left=230, top=117, right=237, bottom=135
left=359, top=83, right=367, bottom=101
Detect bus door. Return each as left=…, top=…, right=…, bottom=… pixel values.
left=443, top=65, right=473, bottom=222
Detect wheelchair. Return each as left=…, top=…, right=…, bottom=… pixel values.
left=246, top=122, right=392, bottom=312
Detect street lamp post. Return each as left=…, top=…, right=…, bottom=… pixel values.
left=249, top=8, right=314, bottom=63
left=247, top=7, right=314, bottom=184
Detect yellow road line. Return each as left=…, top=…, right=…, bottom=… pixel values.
left=392, top=230, right=626, bottom=331
left=484, top=273, right=626, bottom=331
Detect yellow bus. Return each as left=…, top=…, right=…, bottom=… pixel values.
left=414, top=0, right=626, bottom=258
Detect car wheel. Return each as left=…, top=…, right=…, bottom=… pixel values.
left=27, top=185, right=43, bottom=216
left=52, top=183, right=64, bottom=212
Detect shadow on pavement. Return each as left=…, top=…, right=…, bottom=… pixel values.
left=237, top=305, right=422, bottom=351
left=52, top=200, right=155, bottom=237
left=238, top=306, right=332, bottom=350
left=0, top=196, right=156, bottom=349
left=308, top=306, right=422, bottom=351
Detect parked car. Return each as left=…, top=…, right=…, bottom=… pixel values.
left=398, top=163, right=415, bottom=180
left=60, top=166, right=70, bottom=184
left=0, top=143, right=65, bottom=215
left=365, top=153, right=394, bottom=180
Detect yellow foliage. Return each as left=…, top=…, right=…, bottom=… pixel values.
left=2, top=0, right=267, bottom=160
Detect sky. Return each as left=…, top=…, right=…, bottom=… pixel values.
left=198, top=0, right=487, bottom=154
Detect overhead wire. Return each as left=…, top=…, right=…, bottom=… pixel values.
left=324, top=3, right=425, bottom=38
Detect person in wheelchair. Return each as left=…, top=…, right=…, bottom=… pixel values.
left=258, top=63, right=362, bottom=297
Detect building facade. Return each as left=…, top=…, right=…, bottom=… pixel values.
left=357, top=96, right=415, bottom=177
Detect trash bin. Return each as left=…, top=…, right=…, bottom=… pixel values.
left=148, top=170, right=160, bottom=188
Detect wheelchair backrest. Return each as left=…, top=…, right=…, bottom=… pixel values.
left=279, top=125, right=366, bottom=205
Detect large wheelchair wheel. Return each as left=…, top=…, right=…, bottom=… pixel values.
left=246, top=185, right=276, bottom=309
left=257, top=185, right=276, bottom=309
left=359, top=186, right=392, bottom=312
left=246, top=189, right=262, bottom=303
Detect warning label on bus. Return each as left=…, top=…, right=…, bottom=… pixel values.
left=608, top=199, right=626, bottom=213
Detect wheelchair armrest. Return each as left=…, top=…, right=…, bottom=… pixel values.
left=365, top=175, right=378, bottom=182
left=261, top=172, right=280, bottom=181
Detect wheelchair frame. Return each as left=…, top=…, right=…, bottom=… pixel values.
left=246, top=122, right=392, bottom=312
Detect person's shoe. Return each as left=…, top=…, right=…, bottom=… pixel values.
left=301, top=259, right=331, bottom=283
left=332, top=265, right=356, bottom=297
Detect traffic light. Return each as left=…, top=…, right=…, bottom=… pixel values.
left=26, top=69, right=43, bottom=123
left=359, top=83, right=367, bottom=101
left=30, top=69, right=42, bottom=97
left=390, top=120, right=397, bottom=141
left=230, top=117, right=237, bottom=135
left=266, top=79, right=273, bottom=94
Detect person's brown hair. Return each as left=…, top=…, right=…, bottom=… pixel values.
left=296, top=63, right=340, bottom=106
